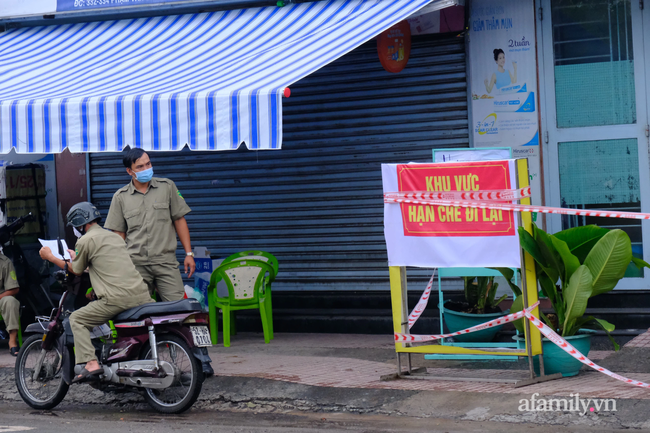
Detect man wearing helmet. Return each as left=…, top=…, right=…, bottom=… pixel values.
left=39, top=202, right=153, bottom=383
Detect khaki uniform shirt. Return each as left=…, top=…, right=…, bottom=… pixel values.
left=71, top=224, right=150, bottom=308
left=0, top=255, right=19, bottom=295
left=104, top=177, right=191, bottom=266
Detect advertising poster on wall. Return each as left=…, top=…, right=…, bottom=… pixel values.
left=469, top=0, right=542, bottom=205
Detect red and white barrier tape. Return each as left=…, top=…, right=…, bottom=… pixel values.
left=385, top=196, right=650, bottom=221
left=385, top=187, right=531, bottom=202
left=397, top=304, right=650, bottom=388
left=395, top=301, right=540, bottom=343
left=407, top=270, right=436, bottom=330
left=523, top=311, right=650, bottom=388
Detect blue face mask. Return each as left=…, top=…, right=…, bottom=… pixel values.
left=135, top=167, right=154, bottom=183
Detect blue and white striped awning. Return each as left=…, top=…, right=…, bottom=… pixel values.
left=0, top=0, right=441, bottom=154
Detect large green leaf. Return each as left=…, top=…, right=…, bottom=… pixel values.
left=550, top=235, right=581, bottom=282
left=518, top=226, right=547, bottom=267
left=592, top=318, right=619, bottom=351
left=584, top=230, right=632, bottom=296
left=561, top=265, right=593, bottom=336
left=569, top=316, right=619, bottom=351
left=491, top=267, right=522, bottom=297
left=632, top=256, right=650, bottom=270
left=533, top=226, right=563, bottom=285
left=553, top=225, right=610, bottom=263
left=537, top=265, right=564, bottom=325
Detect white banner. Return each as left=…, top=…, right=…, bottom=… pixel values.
left=382, top=160, right=521, bottom=268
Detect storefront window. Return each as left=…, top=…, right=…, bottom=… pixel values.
left=552, top=0, right=635, bottom=127
left=559, top=139, right=643, bottom=277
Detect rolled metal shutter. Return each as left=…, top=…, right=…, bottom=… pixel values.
left=89, top=33, right=468, bottom=291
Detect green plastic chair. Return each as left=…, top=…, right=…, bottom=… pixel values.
left=0, top=313, right=22, bottom=346
left=220, top=251, right=278, bottom=337
left=221, top=251, right=279, bottom=277
left=207, top=259, right=274, bottom=347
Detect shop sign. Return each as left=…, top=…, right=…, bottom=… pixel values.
left=377, top=20, right=411, bottom=73
left=396, top=160, right=515, bottom=237
left=56, top=0, right=200, bottom=12
left=381, top=160, right=520, bottom=268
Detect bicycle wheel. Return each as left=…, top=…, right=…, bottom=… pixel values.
left=15, top=334, right=69, bottom=410
left=140, top=334, right=203, bottom=414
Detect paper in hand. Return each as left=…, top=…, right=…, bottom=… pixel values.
left=38, top=239, right=72, bottom=261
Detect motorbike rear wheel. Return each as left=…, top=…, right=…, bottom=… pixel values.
left=15, top=334, right=69, bottom=410
left=140, top=333, right=203, bottom=414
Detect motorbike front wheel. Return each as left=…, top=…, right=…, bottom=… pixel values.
left=140, top=333, right=203, bottom=414
left=15, top=334, right=69, bottom=410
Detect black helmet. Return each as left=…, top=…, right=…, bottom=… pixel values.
left=66, top=202, right=101, bottom=228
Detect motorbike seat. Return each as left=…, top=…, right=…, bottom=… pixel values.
left=114, top=299, right=202, bottom=321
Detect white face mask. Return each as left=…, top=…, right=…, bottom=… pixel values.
left=73, top=227, right=83, bottom=238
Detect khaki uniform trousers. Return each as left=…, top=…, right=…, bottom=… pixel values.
left=0, top=295, right=20, bottom=331
left=69, top=294, right=154, bottom=364
left=135, top=263, right=185, bottom=302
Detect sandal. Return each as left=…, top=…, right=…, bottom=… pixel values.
left=9, top=347, right=19, bottom=357
left=71, top=367, right=103, bottom=384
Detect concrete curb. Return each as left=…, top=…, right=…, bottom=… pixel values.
left=3, top=368, right=650, bottom=429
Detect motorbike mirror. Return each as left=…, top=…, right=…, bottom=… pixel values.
left=56, top=237, right=65, bottom=261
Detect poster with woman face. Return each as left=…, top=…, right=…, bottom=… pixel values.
left=469, top=0, right=541, bottom=205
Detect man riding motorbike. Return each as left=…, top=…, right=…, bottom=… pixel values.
left=39, top=202, right=154, bottom=383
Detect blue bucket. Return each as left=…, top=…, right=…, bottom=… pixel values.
left=514, top=330, right=594, bottom=377
left=441, top=301, right=509, bottom=342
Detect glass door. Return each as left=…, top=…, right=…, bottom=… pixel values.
left=539, top=0, right=650, bottom=287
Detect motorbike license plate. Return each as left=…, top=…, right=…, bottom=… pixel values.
left=190, top=326, right=212, bottom=347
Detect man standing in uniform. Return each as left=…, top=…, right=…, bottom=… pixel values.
left=0, top=255, right=21, bottom=356
left=39, top=202, right=154, bottom=383
left=104, top=149, right=213, bottom=376
left=104, top=148, right=196, bottom=302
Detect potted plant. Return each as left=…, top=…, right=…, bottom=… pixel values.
left=504, top=224, right=649, bottom=376
left=441, top=276, right=509, bottom=342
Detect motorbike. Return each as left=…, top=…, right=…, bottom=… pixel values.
left=14, top=239, right=212, bottom=414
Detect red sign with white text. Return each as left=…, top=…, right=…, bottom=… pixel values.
left=397, top=161, right=515, bottom=237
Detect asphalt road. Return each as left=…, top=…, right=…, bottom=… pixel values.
left=0, top=402, right=643, bottom=433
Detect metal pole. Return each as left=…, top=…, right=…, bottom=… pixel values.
left=400, top=267, right=410, bottom=347
left=516, top=163, right=536, bottom=380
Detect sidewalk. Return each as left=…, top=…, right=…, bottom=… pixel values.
left=203, top=332, right=650, bottom=401
left=3, top=331, right=650, bottom=429
left=0, top=331, right=646, bottom=401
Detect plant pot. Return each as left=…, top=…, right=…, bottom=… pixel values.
left=513, top=330, right=594, bottom=377
left=441, top=301, right=509, bottom=342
